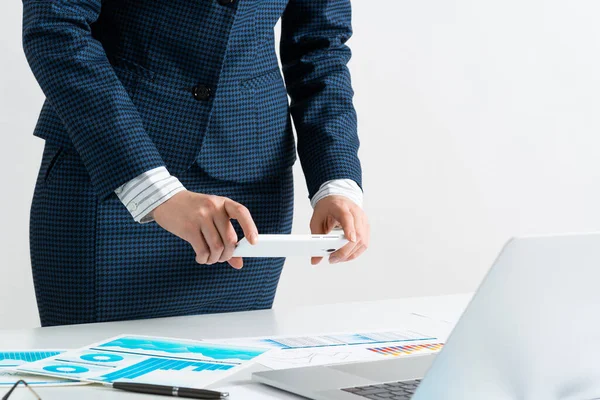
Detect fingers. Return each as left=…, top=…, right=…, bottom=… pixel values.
left=192, top=219, right=242, bottom=269
left=325, top=205, right=357, bottom=262
left=213, top=210, right=239, bottom=264
left=331, top=208, right=369, bottom=263
left=347, top=209, right=370, bottom=261
left=329, top=241, right=359, bottom=264
left=159, top=192, right=251, bottom=269
left=193, top=220, right=243, bottom=269
left=310, top=215, right=325, bottom=265
left=192, top=201, right=236, bottom=267
left=187, top=231, right=210, bottom=265
left=310, top=205, right=358, bottom=265
left=225, top=200, right=259, bottom=245
left=310, top=214, right=338, bottom=265
left=200, top=221, right=225, bottom=264
left=199, top=198, right=255, bottom=268
left=228, top=257, right=244, bottom=269
left=325, top=215, right=339, bottom=234
left=310, top=203, right=369, bottom=264
left=330, top=206, right=356, bottom=243
left=346, top=244, right=367, bottom=261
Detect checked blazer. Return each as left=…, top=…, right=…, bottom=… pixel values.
left=22, top=0, right=363, bottom=202
left=24, top=0, right=364, bottom=326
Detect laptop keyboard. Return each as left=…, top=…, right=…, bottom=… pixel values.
left=341, top=379, right=421, bottom=399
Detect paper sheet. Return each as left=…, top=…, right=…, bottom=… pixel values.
left=16, top=335, right=272, bottom=389
left=210, top=329, right=445, bottom=370
left=0, top=350, right=85, bottom=387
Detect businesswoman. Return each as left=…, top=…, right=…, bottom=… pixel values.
left=23, top=0, right=369, bottom=327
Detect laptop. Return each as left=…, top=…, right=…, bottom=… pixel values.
left=253, top=233, right=600, bottom=400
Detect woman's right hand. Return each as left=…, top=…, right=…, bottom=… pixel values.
left=150, top=190, right=258, bottom=269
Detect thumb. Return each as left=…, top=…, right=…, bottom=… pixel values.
left=310, top=215, right=337, bottom=265
left=310, top=214, right=338, bottom=235
left=228, top=257, right=243, bottom=270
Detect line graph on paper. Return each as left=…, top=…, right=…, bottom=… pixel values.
left=261, top=349, right=355, bottom=369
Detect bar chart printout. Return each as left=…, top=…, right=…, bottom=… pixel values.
left=210, top=329, right=444, bottom=370
left=367, top=343, right=444, bottom=356
left=0, top=350, right=85, bottom=387
left=15, top=335, right=271, bottom=389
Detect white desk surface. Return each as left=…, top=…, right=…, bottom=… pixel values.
left=0, top=293, right=472, bottom=399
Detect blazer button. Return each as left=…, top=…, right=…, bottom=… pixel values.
left=192, top=85, right=211, bottom=101
left=218, top=0, right=234, bottom=5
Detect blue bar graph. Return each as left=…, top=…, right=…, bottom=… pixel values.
left=0, top=351, right=61, bottom=363
left=98, top=337, right=265, bottom=361
left=98, top=358, right=233, bottom=382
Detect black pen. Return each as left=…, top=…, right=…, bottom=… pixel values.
left=103, top=382, right=229, bottom=399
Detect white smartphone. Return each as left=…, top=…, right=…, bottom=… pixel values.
left=232, top=234, right=349, bottom=257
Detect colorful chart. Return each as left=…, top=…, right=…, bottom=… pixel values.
left=43, top=365, right=89, bottom=374
left=367, top=343, right=444, bottom=356
left=261, top=331, right=437, bottom=350
left=0, top=351, right=61, bottom=366
left=16, top=335, right=271, bottom=389
left=210, top=329, right=443, bottom=370
left=97, top=337, right=264, bottom=361
left=98, top=358, right=233, bottom=382
left=0, top=350, right=86, bottom=387
left=80, top=353, right=124, bottom=363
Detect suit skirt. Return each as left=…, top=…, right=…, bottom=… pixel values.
left=29, top=141, right=294, bottom=327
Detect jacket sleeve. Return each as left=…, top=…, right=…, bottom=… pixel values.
left=279, top=0, right=363, bottom=201
left=22, top=0, right=166, bottom=201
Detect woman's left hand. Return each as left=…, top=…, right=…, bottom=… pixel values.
left=310, top=195, right=370, bottom=265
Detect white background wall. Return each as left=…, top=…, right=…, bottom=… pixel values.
left=2, top=0, right=600, bottom=329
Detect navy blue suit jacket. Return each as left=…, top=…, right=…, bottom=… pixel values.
left=22, top=0, right=363, bottom=202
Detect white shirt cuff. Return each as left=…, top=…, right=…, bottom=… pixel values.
left=114, top=166, right=186, bottom=224
left=310, top=179, right=363, bottom=209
